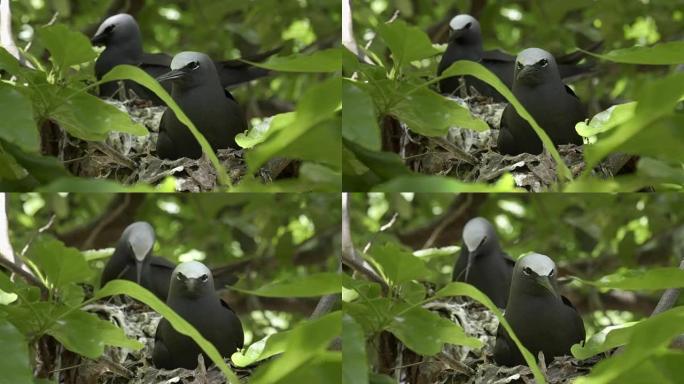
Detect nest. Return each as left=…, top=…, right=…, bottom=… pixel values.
left=73, top=299, right=252, bottom=384
left=395, top=298, right=600, bottom=384
left=401, top=95, right=628, bottom=192
left=56, top=99, right=280, bottom=191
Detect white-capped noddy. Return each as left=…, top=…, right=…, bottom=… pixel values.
left=452, top=217, right=514, bottom=308
left=155, top=51, right=247, bottom=159
left=91, top=13, right=277, bottom=103
left=100, top=221, right=175, bottom=300
left=437, top=14, right=594, bottom=101
left=497, top=48, right=585, bottom=155
left=153, top=261, right=244, bottom=369
left=493, top=253, right=585, bottom=366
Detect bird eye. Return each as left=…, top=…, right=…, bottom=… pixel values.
left=549, top=269, right=555, bottom=276
left=104, top=24, right=115, bottom=34
left=522, top=267, right=534, bottom=276
left=200, top=274, right=208, bottom=283
left=187, top=61, right=200, bottom=70
left=539, top=58, right=548, bottom=67
left=516, top=62, right=523, bottom=70
left=465, top=22, right=472, bottom=29
left=176, top=272, right=185, bottom=281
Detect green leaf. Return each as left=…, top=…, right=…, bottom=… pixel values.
left=612, top=351, right=684, bottom=384
left=48, top=90, right=147, bottom=141
left=343, top=139, right=412, bottom=181
left=101, top=65, right=230, bottom=186
left=578, top=267, right=684, bottom=290
left=0, top=318, right=33, bottom=384
left=574, top=306, right=684, bottom=384
left=235, top=113, right=295, bottom=149
left=388, top=84, right=489, bottom=136
left=38, top=178, right=159, bottom=192
left=576, top=102, right=636, bottom=137
left=249, top=311, right=341, bottom=383
left=231, top=330, right=290, bottom=367
left=36, top=24, right=97, bottom=73
left=571, top=322, right=637, bottom=360
left=343, top=80, right=381, bottom=151
left=247, top=76, right=341, bottom=171
left=0, top=84, right=39, bottom=152
left=636, top=158, right=684, bottom=189
left=583, top=42, right=684, bottom=65
left=387, top=306, right=482, bottom=355
left=434, top=282, right=546, bottom=384
left=231, top=272, right=341, bottom=297
left=28, top=236, right=93, bottom=289
left=619, top=115, right=684, bottom=163
left=46, top=308, right=143, bottom=359
left=94, top=280, right=239, bottom=383
left=343, top=314, right=369, bottom=384
left=374, top=174, right=519, bottom=192
left=0, top=141, right=70, bottom=186
left=0, top=47, right=22, bottom=76
left=583, top=72, right=684, bottom=170
left=248, top=48, right=341, bottom=72
left=441, top=60, right=572, bottom=181
left=368, top=242, right=432, bottom=285
left=377, top=20, right=440, bottom=68
left=275, top=352, right=341, bottom=384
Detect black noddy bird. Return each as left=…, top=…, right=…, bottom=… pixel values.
left=437, top=14, right=594, bottom=101
left=100, top=221, right=174, bottom=300
left=155, top=51, right=247, bottom=160
left=153, top=261, right=244, bottom=369
left=91, top=13, right=278, bottom=103
left=493, top=253, right=585, bottom=366
left=497, top=48, right=585, bottom=155
left=452, top=217, right=514, bottom=308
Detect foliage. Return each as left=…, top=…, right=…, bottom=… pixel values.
left=1, top=2, right=341, bottom=192
left=343, top=193, right=684, bottom=383
left=1, top=193, right=341, bottom=383
left=343, top=0, right=684, bottom=192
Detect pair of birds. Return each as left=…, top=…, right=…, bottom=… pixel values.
left=100, top=221, right=243, bottom=369
left=437, top=14, right=586, bottom=155
left=91, top=14, right=268, bottom=160
left=452, top=217, right=585, bottom=366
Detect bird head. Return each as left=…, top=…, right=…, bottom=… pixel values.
left=91, top=13, right=142, bottom=49
left=447, top=14, right=482, bottom=45
left=121, top=221, right=155, bottom=284
left=462, top=217, right=499, bottom=281
left=170, top=261, right=215, bottom=299
left=512, top=253, right=560, bottom=298
left=514, top=48, right=561, bottom=87
left=156, top=52, right=218, bottom=89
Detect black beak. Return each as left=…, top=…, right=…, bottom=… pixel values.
left=91, top=33, right=108, bottom=46
left=135, top=261, right=143, bottom=285
left=449, top=28, right=466, bottom=41
left=156, top=69, right=187, bottom=83
left=516, top=65, right=538, bottom=81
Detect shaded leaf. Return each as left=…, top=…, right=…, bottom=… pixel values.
left=0, top=84, right=39, bottom=152
left=343, top=80, right=381, bottom=151
left=377, top=20, right=440, bottom=68
left=580, top=267, right=684, bottom=290
left=0, top=318, right=33, bottom=384
left=342, top=314, right=369, bottom=384
left=249, top=48, right=341, bottom=73
left=231, top=272, right=341, bottom=297
left=36, top=24, right=97, bottom=72
left=28, top=236, right=93, bottom=289
left=368, top=242, right=432, bottom=285
left=584, top=42, right=684, bottom=65
left=374, top=174, right=519, bottom=192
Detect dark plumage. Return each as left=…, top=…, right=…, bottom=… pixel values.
left=91, top=13, right=277, bottom=103
left=452, top=217, right=514, bottom=308
left=100, top=221, right=174, bottom=300
left=497, top=48, right=585, bottom=155
left=155, top=51, right=247, bottom=159
left=153, top=261, right=244, bottom=369
left=493, top=253, right=585, bottom=366
left=437, top=14, right=592, bottom=101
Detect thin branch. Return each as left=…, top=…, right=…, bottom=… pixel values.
left=363, top=212, right=399, bottom=254
left=0, top=0, right=33, bottom=68
left=422, top=194, right=473, bottom=249
left=341, top=0, right=372, bottom=64
left=82, top=194, right=131, bottom=250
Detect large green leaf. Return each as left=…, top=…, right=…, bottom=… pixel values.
left=0, top=84, right=39, bottom=152
left=579, top=267, right=684, bottom=290
left=574, top=306, right=684, bottom=384
left=28, top=236, right=93, bottom=289
left=343, top=139, right=413, bottom=181
left=342, top=80, right=381, bottom=151
left=248, top=48, right=340, bottom=72
left=612, top=351, right=684, bottom=384
left=584, top=41, right=684, bottom=65
left=231, top=329, right=290, bottom=367
left=387, top=306, right=482, bottom=355
left=46, top=308, right=143, bottom=359
left=571, top=322, right=637, bottom=360
left=247, top=76, right=341, bottom=171
left=0, top=318, right=33, bottom=384
left=36, top=24, right=97, bottom=73
left=230, top=272, right=341, bottom=297
left=94, top=280, right=239, bottom=383
left=0, top=141, right=70, bottom=187
left=235, top=113, right=295, bottom=149
left=441, top=61, right=572, bottom=181
left=576, top=102, right=636, bottom=137
left=100, top=65, right=230, bottom=186
left=434, top=282, right=546, bottom=384
left=368, top=242, right=432, bottom=285
left=48, top=89, right=147, bottom=141
left=374, top=174, right=519, bottom=192
left=249, top=311, right=341, bottom=383
left=377, top=20, right=440, bottom=69
left=342, top=314, right=369, bottom=384
left=275, top=352, right=341, bottom=384
left=619, top=115, right=684, bottom=163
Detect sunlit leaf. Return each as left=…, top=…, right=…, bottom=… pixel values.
left=36, top=24, right=97, bottom=73
left=248, top=48, right=340, bottom=72
left=584, top=42, right=684, bottom=65
left=579, top=267, right=684, bottom=290
left=343, top=314, right=369, bottom=384
left=377, top=20, right=440, bottom=68
left=368, top=242, right=432, bottom=284
left=231, top=272, right=341, bottom=297
left=28, top=236, right=93, bottom=289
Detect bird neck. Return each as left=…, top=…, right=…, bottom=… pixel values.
left=445, top=40, right=483, bottom=62
left=102, top=40, right=144, bottom=65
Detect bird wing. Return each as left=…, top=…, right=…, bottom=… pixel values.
left=219, top=298, right=244, bottom=348
left=482, top=49, right=515, bottom=63
left=218, top=47, right=282, bottom=69
left=140, top=52, right=173, bottom=67
left=150, top=255, right=176, bottom=269
left=502, top=252, right=516, bottom=266
left=561, top=295, right=587, bottom=342
left=152, top=320, right=173, bottom=368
